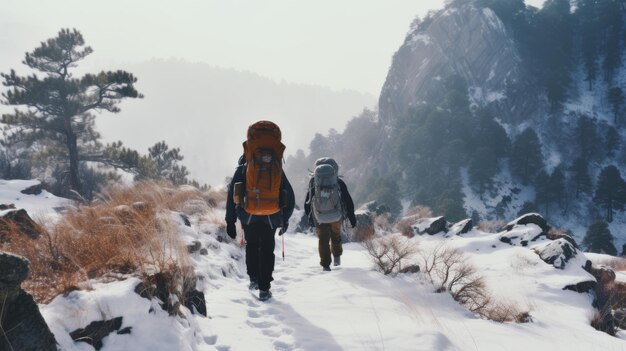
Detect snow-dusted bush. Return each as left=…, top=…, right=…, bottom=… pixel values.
left=419, top=243, right=529, bottom=322
left=363, top=234, right=418, bottom=275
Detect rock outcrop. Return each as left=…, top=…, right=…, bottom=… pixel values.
left=379, top=4, right=541, bottom=125
left=0, top=251, right=57, bottom=351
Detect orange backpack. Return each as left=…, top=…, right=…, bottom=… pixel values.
left=242, top=121, right=285, bottom=215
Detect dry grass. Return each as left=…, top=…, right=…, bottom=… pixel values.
left=1, top=181, right=213, bottom=304
left=477, top=220, right=507, bottom=233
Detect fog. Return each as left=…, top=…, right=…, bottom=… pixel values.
left=1, top=0, right=546, bottom=186
left=94, top=59, right=375, bottom=186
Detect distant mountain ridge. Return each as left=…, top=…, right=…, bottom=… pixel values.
left=287, top=0, right=626, bottom=250
left=95, top=58, right=376, bottom=186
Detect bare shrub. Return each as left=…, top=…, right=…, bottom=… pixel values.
left=419, top=243, right=529, bottom=321
left=363, top=234, right=418, bottom=275
left=1, top=181, right=199, bottom=303
left=477, top=220, right=506, bottom=233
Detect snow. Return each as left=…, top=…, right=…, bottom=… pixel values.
left=3, top=180, right=626, bottom=350
left=0, top=179, right=70, bottom=224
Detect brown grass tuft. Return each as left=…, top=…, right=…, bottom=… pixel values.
left=477, top=220, right=507, bottom=233
left=1, top=181, right=211, bottom=303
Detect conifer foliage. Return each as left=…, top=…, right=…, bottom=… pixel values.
left=594, top=165, right=626, bottom=223
left=1, top=29, right=142, bottom=197
left=583, top=220, right=617, bottom=256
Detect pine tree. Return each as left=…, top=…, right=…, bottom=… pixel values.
left=510, top=128, right=544, bottom=184
left=469, top=147, right=498, bottom=197
left=608, top=87, right=624, bottom=125
left=577, top=0, right=600, bottom=91
left=570, top=157, right=592, bottom=198
left=575, top=116, right=601, bottom=161
left=549, top=165, right=566, bottom=210
left=582, top=220, right=617, bottom=255
left=534, top=170, right=551, bottom=216
left=1, top=29, right=142, bottom=195
left=594, top=165, right=626, bottom=223
left=136, top=141, right=190, bottom=185
left=606, top=126, right=620, bottom=158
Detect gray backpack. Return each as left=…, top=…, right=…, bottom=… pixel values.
left=310, top=158, right=343, bottom=224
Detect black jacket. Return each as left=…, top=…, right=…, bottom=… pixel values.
left=304, top=178, right=356, bottom=226
left=225, top=161, right=295, bottom=229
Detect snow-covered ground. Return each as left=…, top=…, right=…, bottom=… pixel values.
left=3, top=180, right=626, bottom=350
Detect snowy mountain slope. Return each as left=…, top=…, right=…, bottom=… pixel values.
left=9, top=186, right=619, bottom=351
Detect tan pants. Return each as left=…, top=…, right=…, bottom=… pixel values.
left=316, top=220, right=342, bottom=267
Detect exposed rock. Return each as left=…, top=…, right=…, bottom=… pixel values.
left=412, top=216, right=448, bottom=235
left=0, top=203, right=16, bottom=210
left=199, top=248, right=208, bottom=255
left=614, top=308, right=626, bottom=329
left=185, top=289, right=207, bottom=317
left=179, top=213, right=191, bottom=227
left=0, top=251, right=30, bottom=284
left=448, top=218, right=473, bottom=236
left=532, top=238, right=578, bottom=269
left=70, top=316, right=126, bottom=350
left=0, top=209, right=44, bottom=239
left=187, top=240, right=201, bottom=253
left=501, top=213, right=550, bottom=234
left=499, top=223, right=545, bottom=246
left=0, top=252, right=57, bottom=351
left=379, top=4, right=541, bottom=125
left=20, top=182, right=44, bottom=195
left=563, top=281, right=597, bottom=293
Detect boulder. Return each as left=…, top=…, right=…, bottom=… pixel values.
left=532, top=238, right=578, bottom=269
left=614, top=308, right=626, bottom=329
left=412, top=216, right=448, bottom=235
left=0, top=203, right=16, bottom=210
left=20, top=183, right=44, bottom=195
left=0, top=251, right=30, bottom=284
left=70, top=316, right=127, bottom=350
left=0, top=251, right=57, bottom=351
left=448, top=218, right=473, bottom=236
left=563, top=281, right=597, bottom=293
left=501, top=213, right=550, bottom=234
left=0, top=209, right=44, bottom=239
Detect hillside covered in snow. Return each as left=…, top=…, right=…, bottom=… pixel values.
left=2, top=180, right=626, bottom=350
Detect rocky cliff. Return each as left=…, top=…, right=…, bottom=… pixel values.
left=379, top=4, right=543, bottom=125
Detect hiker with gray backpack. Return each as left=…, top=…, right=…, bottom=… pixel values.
left=304, top=157, right=356, bottom=271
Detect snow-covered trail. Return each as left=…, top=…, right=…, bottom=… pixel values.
left=198, top=233, right=626, bottom=351
left=203, top=233, right=461, bottom=351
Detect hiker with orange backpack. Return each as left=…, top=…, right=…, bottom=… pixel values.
left=304, top=157, right=356, bottom=271
left=225, top=120, right=295, bottom=301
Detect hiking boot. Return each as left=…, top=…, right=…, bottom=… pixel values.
left=322, top=266, right=331, bottom=272
left=333, top=255, right=341, bottom=266
left=249, top=278, right=259, bottom=290
left=259, top=290, right=272, bottom=301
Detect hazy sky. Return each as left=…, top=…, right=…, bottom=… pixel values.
left=1, top=0, right=545, bottom=95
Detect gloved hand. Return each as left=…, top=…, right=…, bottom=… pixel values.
left=279, top=222, right=288, bottom=236
left=349, top=217, right=357, bottom=228
left=226, top=222, right=237, bottom=239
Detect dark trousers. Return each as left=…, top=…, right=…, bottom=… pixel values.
left=316, top=221, right=343, bottom=267
left=244, top=222, right=276, bottom=291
